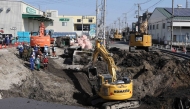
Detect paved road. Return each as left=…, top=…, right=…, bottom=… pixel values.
left=0, top=98, right=85, bottom=109
left=108, top=40, right=129, bottom=50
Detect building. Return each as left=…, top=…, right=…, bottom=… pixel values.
left=0, top=0, right=53, bottom=37
left=63, top=15, right=96, bottom=37
left=148, top=7, right=190, bottom=45
left=45, top=10, right=74, bottom=33
left=45, top=10, right=96, bottom=37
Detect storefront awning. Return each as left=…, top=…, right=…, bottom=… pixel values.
left=22, top=14, right=53, bottom=21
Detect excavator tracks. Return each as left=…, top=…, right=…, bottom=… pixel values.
left=102, top=100, right=140, bottom=109
left=88, top=96, right=141, bottom=109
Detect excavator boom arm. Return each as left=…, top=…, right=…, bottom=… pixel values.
left=92, top=40, right=117, bottom=81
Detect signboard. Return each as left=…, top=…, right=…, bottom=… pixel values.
left=89, top=24, right=96, bottom=37
left=59, top=18, right=70, bottom=21
left=136, top=26, right=138, bottom=32
left=26, top=7, right=36, bottom=14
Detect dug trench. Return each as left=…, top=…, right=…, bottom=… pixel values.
left=1, top=47, right=190, bottom=109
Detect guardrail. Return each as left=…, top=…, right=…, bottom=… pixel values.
left=152, top=44, right=190, bottom=59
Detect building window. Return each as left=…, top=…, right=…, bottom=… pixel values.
left=47, top=13, right=51, bottom=17
left=162, top=23, right=165, bottom=29
left=153, top=25, right=155, bottom=30
left=156, top=24, right=159, bottom=29
left=89, top=19, right=93, bottom=22
left=49, top=22, right=53, bottom=26
left=77, top=19, right=81, bottom=22
left=148, top=25, right=149, bottom=30
left=150, top=25, right=152, bottom=30
left=62, top=22, right=67, bottom=26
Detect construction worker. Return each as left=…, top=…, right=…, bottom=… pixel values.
left=32, top=49, right=36, bottom=60
left=37, top=48, right=43, bottom=62
left=27, top=46, right=33, bottom=61
left=34, top=44, right=38, bottom=59
left=43, top=55, right=48, bottom=70
left=44, top=44, right=48, bottom=56
left=35, top=55, right=41, bottom=71
left=52, top=45, right=56, bottom=57
left=30, top=55, right=35, bottom=71
left=23, top=47, right=28, bottom=61
left=19, top=44, right=23, bottom=58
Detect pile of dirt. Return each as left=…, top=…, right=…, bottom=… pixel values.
left=2, top=47, right=190, bottom=109
left=107, top=47, right=190, bottom=108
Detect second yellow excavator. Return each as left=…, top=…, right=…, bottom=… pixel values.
left=87, top=39, right=140, bottom=109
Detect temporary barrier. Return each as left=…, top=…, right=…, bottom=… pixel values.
left=0, top=42, right=19, bottom=49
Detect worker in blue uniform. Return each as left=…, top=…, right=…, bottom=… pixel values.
left=30, top=55, right=35, bottom=71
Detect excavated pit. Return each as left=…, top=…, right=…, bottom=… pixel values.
left=1, top=47, right=190, bottom=109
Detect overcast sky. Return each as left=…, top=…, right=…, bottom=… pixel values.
left=23, top=0, right=189, bottom=28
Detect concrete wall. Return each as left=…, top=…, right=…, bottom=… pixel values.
left=0, top=1, right=22, bottom=37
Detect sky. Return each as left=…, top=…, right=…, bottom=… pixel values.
left=23, top=0, right=189, bottom=28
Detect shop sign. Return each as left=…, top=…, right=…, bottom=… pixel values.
left=59, top=18, right=69, bottom=21
left=26, top=7, right=36, bottom=14
left=89, top=24, right=96, bottom=37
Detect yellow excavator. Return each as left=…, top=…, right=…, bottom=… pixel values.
left=112, top=29, right=122, bottom=41
left=87, top=39, right=140, bottom=109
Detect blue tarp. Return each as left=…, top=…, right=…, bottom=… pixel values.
left=17, top=31, right=30, bottom=43
left=51, top=32, right=77, bottom=38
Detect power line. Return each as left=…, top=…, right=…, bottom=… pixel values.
left=141, top=0, right=164, bottom=12
left=139, top=0, right=152, bottom=4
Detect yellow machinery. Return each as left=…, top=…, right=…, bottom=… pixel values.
left=113, top=29, right=122, bottom=41
left=87, top=40, right=140, bottom=109
left=129, top=32, right=153, bottom=52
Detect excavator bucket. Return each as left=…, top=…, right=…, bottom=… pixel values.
left=88, top=67, right=98, bottom=80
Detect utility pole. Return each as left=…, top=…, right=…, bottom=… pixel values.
left=123, top=13, right=127, bottom=31
left=171, top=0, right=174, bottom=50
left=118, top=17, right=120, bottom=32
left=96, top=0, right=98, bottom=38
left=103, top=0, right=106, bottom=46
left=38, top=5, right=40, bottom=14
left=82, top=16, right=84, bottom=35
left=114, top=21, right=116, bottom=30
left=137, top=4, right=140, bottom=32
left=186, top=0, right=188, bottom=8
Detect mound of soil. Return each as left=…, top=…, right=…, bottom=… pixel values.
left=107, top=48, right=190, bottom=108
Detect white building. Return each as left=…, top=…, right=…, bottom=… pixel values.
left=0, top=0, right=53, bottom=37
left=148, top=7, right=190, bottom=45
left=45, top=10, right=74, bottom=32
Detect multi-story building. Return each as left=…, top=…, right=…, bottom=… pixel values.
left=0, top=0, right=53, bottom=37
left=64, top=15, right=96, bottom=37
left=148, top=7, right=190, bottom=45
left=45, top=10, right=96, bottom=38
